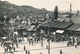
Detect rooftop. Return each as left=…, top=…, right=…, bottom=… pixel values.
left=67, top=24, right=80, bottom=31
left=40, top=21, right=73, bottom=29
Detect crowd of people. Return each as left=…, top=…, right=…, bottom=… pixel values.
left=1, top=32, right=80, bottom=54
left=17, top=33, right=80, bottom=46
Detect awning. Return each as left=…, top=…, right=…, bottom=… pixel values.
left=56, top=30, right=64, bottom=34
left=2, top=37, right=7, bottom=39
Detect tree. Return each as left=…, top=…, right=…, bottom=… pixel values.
left=77, top=10, right=79, bottom=14
left=54, top=6, right=58, bottom=19
left=0, top=13, right=5, bottom=22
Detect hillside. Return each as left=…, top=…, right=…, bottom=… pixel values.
left=0, top=1, right=53, bottom=18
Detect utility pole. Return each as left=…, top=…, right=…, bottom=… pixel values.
left=48, top=20, right=51, bottom=54
left=48, top=40, right=50, bottom=54
left=45, top=14, right=50, bottom=54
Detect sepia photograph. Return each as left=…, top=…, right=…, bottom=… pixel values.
left=0, top=0, right=80, bottom=54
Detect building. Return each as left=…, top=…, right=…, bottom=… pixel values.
left=39, top=21, right=73, bottom=35
left=72, top=14, right=80, bottom=24
left=66, top=24, right=80, bottom=37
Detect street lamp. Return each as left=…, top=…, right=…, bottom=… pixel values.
left=47, top=20, right=51, bottom=54
left=45, top=13, right=51, bottom=54
left=48, top=39, right=50, bottom=54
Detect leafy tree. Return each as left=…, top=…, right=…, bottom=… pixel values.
left=77, top=10, right=79, bottom=14
left=54, top=6, right=58, bottom=19
left=0, top=13, right=5, bottom=22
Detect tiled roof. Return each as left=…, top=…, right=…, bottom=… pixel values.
left=56, top=22, right=72, bottom=29
left=40, top=21, right=73, bottom=29
left=67, top=24, right=80, bottom=31
left=17, top=24, right=37, bottom=32
left=40, top=21, right=59, bottom=27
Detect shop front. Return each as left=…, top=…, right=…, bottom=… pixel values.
left=39, top=21, right=73, bottom=42
left=66, top=24, right=80, bottom=37
left=75, top=27, right=80, bottom=37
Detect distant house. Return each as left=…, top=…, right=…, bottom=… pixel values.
left=25, top=14, right=47, bottom=25
left=58, top=14, right=70, bottom=22
left=72, top=14, right=80, bottom=24
left=15, top=16, right=21, bottom=26
left=37, top=16, right=45, bottom=22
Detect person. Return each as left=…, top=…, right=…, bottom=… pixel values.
left=13, top=47, right=15, bottom=51
left=36, top=37, right=39, bottom=43
left=46, top=45, right=49, bottom=50
left=28, top=51, right=30, bottom=54
left=72, top=37, right=75, bottom=46
left=74, top=39, right=78, bottom=48
left=24, top=46, right=26, bottom=50
left=29, top=39, right=31, bottom=45
left=12, top=42, right=14, bottom=47
left=16, top=43, right=18, bottom=48
left=60, top=49, right=62, bottom=54
left=25, top=50, right=28, bottom=54
left=40, top=53, right=42, bottom=54
left=30, top=38, right=33, bottom=45
left=75, top=44, right=77, bottom=48
left=4, top=48, right=6, bottom=53
left=10, top=51, right=13, bottom=54
left=41, top=40, right=43, bottom=47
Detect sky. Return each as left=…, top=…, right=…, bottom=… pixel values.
left=1, top=0, right=80, bottom=11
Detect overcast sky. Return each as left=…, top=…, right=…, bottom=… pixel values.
left=1, top=0, right=80, bottom=11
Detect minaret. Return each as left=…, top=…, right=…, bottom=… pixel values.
left=70, top=3, right=72, bottom=22
left=70, top=3, right=72, bottom=15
